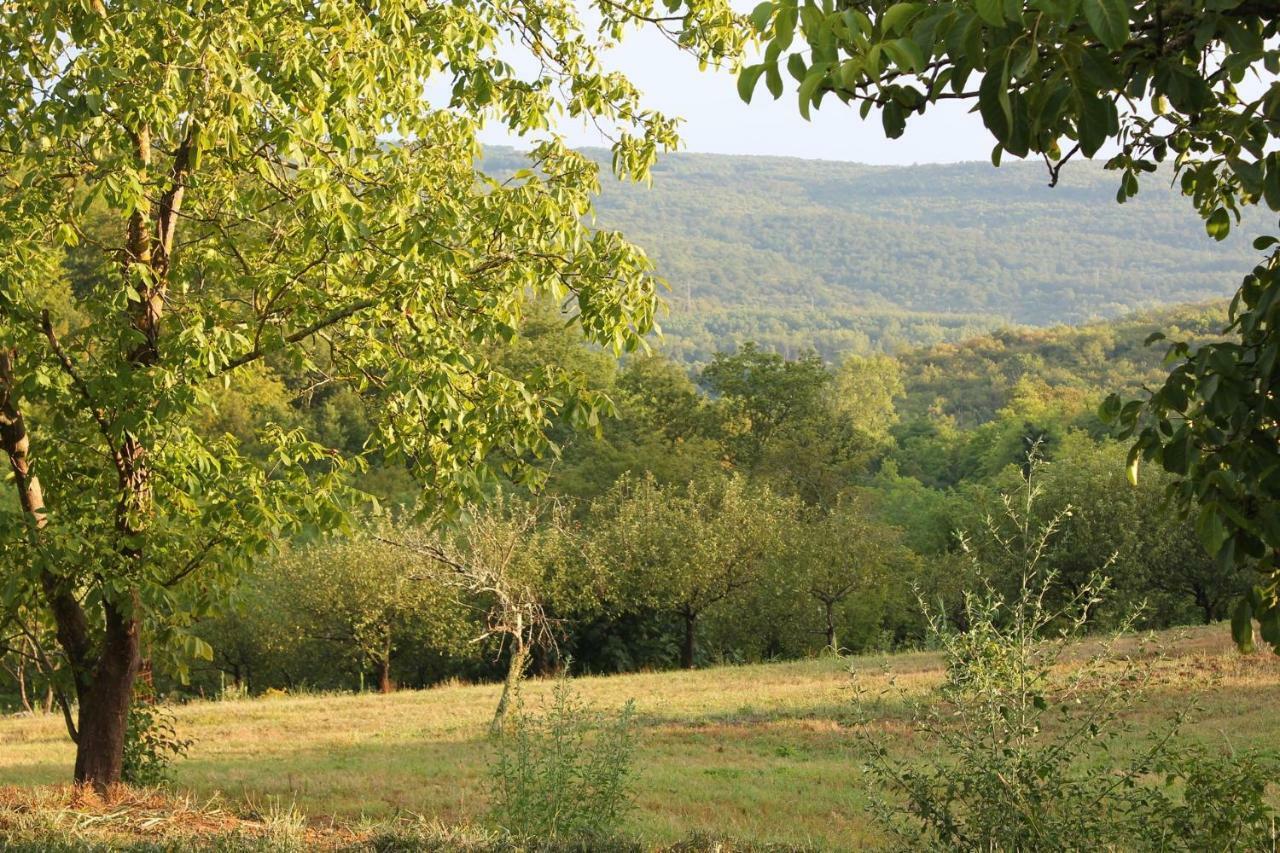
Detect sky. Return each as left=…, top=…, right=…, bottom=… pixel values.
left=478, top=23, right=1002, bottom=165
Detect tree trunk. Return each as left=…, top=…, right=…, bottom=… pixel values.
left=376, top=629, right=395, bottom=694
left=378, top=658, right=393, bottom=694
left=1193, top=586, right=1214, bottom=625
left=680, top=611, right=697, bottom=670
left=43, top=682, right=54, bottom=715
left=824, top=601, right=838, bottom=653
left=13, top=658, right=31, bottom=714
left=72, top=596, right=141, bottom=788
left=491, top=636, right=527, bottom=735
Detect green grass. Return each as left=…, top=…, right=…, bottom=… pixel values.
left=2, top=625, right=1278, bottom=849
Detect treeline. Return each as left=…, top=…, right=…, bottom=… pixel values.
left=0, top=300, right=1249, bottom=707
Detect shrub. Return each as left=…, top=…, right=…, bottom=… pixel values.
left=486, top=673, right=637, bottom=842
left=856, top=455, right=1276, bottom=851
left=121, top=684, right=192, bottom=787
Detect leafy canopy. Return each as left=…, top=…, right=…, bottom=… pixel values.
left=0, top=0, right=743, bottom=731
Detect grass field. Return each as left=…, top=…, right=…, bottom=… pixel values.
left=2, top=625, right=1279, bottom=849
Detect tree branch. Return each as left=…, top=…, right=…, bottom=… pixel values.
left=41, top=310, right=114, bottom=442
left=213, top=297, right=378, bottom=377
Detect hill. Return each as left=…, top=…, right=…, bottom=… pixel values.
left=895, top=301, right=1229, bottom=428
left=483, top=149, right=1256, bottom=361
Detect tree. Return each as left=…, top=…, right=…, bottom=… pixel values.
left=276, top=527, right=469, bottom=695
left=411, top=495, right=596, bottom=733
left=701, top=344, right=879, bottom=506
left=832, top=353, right=903, bottom=445
left=737, top=0, right=1280, bottom=643
left=1020, top=433, right=1253, bottom=626
left=700, top=343, right=831, bottom=468
left=0, top=0, right=744, bottom=786
left=789, top=497, right=905, bottom=653
left=593, top=474, right=794, bottom=668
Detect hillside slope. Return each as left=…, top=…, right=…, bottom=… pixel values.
left=484, top=149, right=1256, bottom=360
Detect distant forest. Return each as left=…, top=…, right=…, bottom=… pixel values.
left=483, top=148, right=1254, bottom=362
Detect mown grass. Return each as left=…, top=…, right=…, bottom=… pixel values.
left=2, top=625, right=1278, bottom=850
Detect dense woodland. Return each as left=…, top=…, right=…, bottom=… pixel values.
left=482, top=150, right=1259, bottom=361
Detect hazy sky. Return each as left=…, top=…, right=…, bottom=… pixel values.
left=480, top=24, right=1001, bottom=165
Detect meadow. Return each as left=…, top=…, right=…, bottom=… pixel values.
left=2, top=625, right=1277, bottom=850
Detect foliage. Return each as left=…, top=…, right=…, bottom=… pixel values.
left=270, top=527, right=472, bottom=693
left=486, top=675, right=638, bottom=843
left=759, top=496, right=908, bottom=654
left=858, top=461, right=1275, bottom=851
left=592, top=474, right=796, bottom=667
left=483, top=149, right=1250, bottom=363
left=0, top=0, right=742, bottom=784
left=121, top=686, right=191, bottom=787
left=1108, top=248, right=1280, bottom=648
left=735, top=0, right=1280, bottom=647
left=742, top=0, right=1278, bottom=225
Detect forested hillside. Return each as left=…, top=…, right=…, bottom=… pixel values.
left=484, top=149, right=1254, bottom=361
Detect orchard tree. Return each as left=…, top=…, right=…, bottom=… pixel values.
left=737, top=0, right=1280, bottom=644
left=277, top=527, right=469, bottom=695
left=789, top=498, right=906, bottom=653
left=594, top=474, right=794, bottom=668
left=408, top=494, right=596, bottom=732
left=0, top=0, right=744, bottom=786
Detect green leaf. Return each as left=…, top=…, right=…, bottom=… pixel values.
left=798, top=63, right=831, bottom=120
left=766, top=63, right=784, bottom=98
left=1083, top=0, right=1130, bottom=51
left=974, top=0, right=1005, bottom=27
left=883, top=38, right=927, bottom=74
left=881, top=3, right=925, bottom=35
left=738, top=65, right=767, bottom=103
left=1232, top=597, right=1255, bottom=653
left=750, top=1, right=774, bottom=31
left=1258, top=606, right=1280, bottom=651
left=1206, top=207, right=1231, bottom=241
left=1077, top=94, right=1110, bottom=157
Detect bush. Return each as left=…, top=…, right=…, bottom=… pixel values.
left=486, top=673, right=637, bottom=842
left=856, top=456, right=1276, bottom=851
left=121, top=683, right=192, bottom=787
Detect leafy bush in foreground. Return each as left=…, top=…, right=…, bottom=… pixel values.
left=857, top=457, right=1276, bottom=851
left=486, top=675, right=637, bottom=843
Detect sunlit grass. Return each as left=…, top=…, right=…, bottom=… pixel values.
left=1, top=624, right=1277, bottom=849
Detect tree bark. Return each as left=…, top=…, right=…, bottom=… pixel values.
left=491, top=635, right=527, bottom=735
left=680, top=610, right=697, bottom=670
left=72, top=596, right=140, bottom=787
left=824, top=601, right=838, bottom=653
